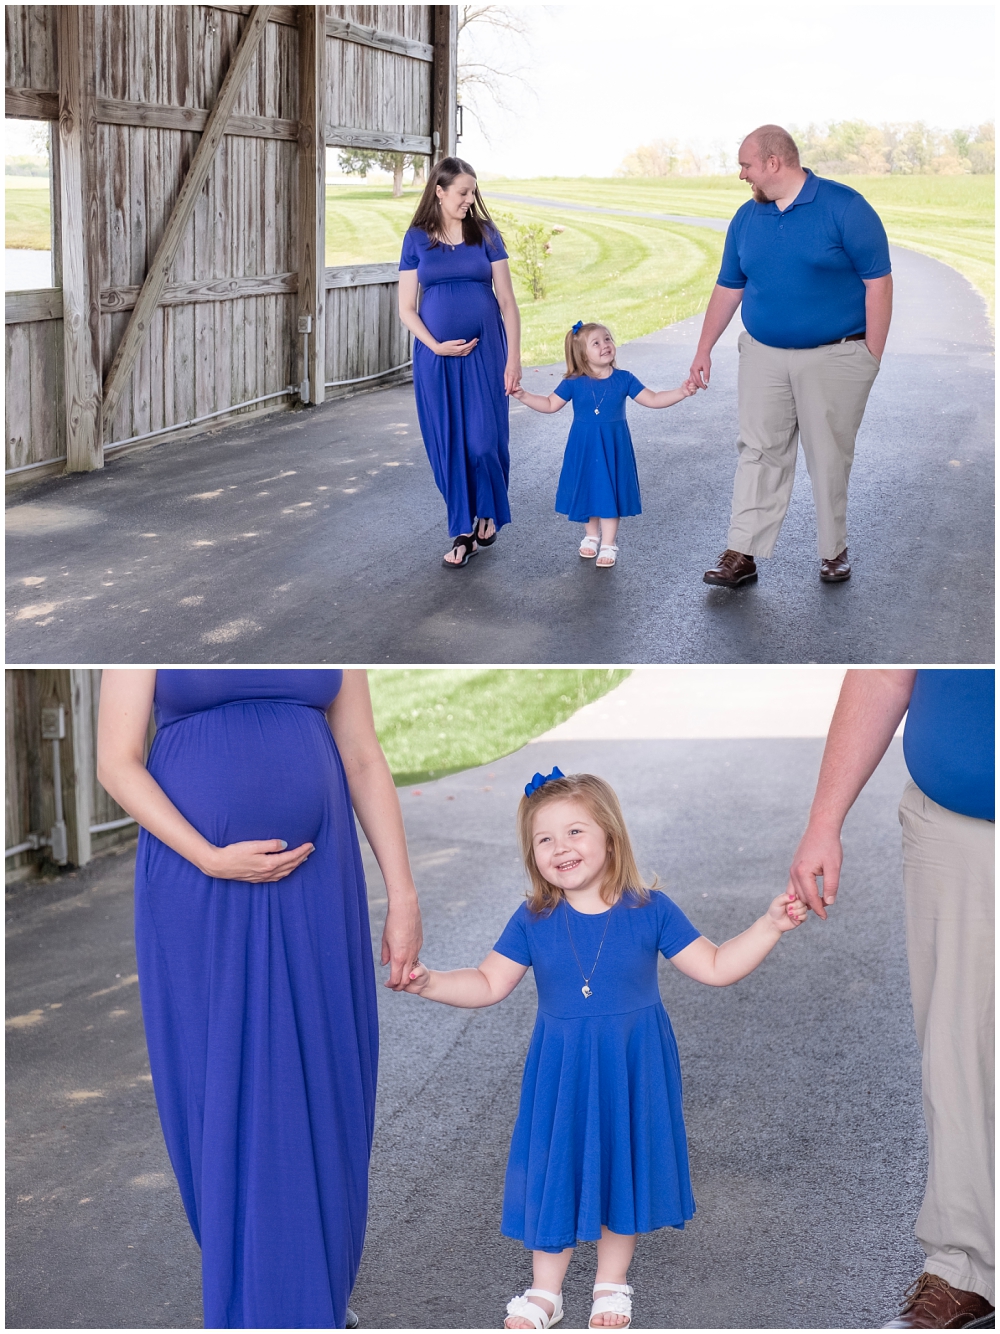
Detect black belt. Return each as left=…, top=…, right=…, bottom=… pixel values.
left=819, top=332, right=866, bottom=346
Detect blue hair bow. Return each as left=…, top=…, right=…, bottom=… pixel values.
left=525, top=766, right=565, bottom=798
left=571, top=320, right=583, bottom=334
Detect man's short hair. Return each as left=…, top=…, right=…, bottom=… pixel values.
left=745, top=124, right=801, bottom=168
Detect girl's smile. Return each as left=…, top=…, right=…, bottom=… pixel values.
left=531, top=797, right=611, bottom=908
left=584, top=329, right=616, bottom=377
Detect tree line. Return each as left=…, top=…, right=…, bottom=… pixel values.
left=617, top=120, right=995, bottom=178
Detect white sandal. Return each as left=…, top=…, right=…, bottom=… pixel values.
left=504, top=1287, right=564, bottom=1329
left=596, top=544, right=619, bottom=568
left=588, top=1282, right=633, bottom=1328
left=579, top=534, right=601, bottom=559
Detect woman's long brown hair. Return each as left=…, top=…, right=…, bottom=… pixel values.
left=408, top=155, right=498, bottom=248
left=516, top=773, right=655, bottom=916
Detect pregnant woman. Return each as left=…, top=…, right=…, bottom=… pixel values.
left=398, top=155, right=522, bottom=568
left=97, top=669, right=422, bottom=1329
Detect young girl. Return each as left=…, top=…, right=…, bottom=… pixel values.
left=404, top=769, right=807, bottom=1330
left=512, top=323, right=697, bottom=567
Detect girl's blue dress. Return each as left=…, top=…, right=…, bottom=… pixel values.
left=494, top=891, right=699, bottom=1252
left=134, top=670, right=378, bottom=1329
left=553, top=369, right=645, bottom=522
left=400, top=226, right=512, bottom=537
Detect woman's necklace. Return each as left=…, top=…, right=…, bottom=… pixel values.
left=589, top=372, right=615, bottom=415
left=564, top=901, right=614, bottom=998
left=441, top=221, right=464, bottom=251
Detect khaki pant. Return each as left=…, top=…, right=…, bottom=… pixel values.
left=898, top=781, right=995, bottom=1303
left=727, top=333, right=880, bottom=560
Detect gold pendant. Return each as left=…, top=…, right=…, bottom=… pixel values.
left=582, top=984, right=593, bottom=998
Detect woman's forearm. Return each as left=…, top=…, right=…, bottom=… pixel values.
left=398, top=304, right=441, bottom=355
left=498, top=294, right=521, bottom=365
left=98, top=756, right=220, bottom=874
left=341, top=747, right=418, bottom=901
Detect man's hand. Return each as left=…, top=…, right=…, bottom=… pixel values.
left=788, top=821, right=844, bottom=919
left=688, top=350, right=712, bottom=390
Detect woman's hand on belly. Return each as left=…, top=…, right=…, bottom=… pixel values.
left=432, top=336, right=479, bottom=357
left=202, top=838, right=315, bottom=882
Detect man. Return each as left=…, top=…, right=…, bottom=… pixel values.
left=690, top=125, right=893, bottom=587
left=789, top=669, right=994, bottom=1329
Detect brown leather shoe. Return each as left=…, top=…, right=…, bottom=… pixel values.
left=882, top=1273, right=995, bottom=1328
left=703, top=549, right=757, bottom=587
left=820, top=548, right=851, bottom=582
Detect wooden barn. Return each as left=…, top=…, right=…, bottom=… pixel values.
left=5, top=669, right=144, bottom=880
left=5, top=4, right=458, bottom=482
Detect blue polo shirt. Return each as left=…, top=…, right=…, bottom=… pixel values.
left=903, top=670, right=995, bottom=821
left=717, top=170, right=891, bottom=349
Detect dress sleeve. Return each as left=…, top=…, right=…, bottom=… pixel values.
left=399, top=227, right=421, bottom=272
left=624, top=371, right=646, bottom=399
left=840, top=194, right=892, bottom=280
left=655, top=892, right=702, bottom=959
left=493, top=905, right=532, bottom=965
left=553, top=378, right=575, bottom=401
left=484, top=225, right=509, bottom=263
left=716, top=209, right=748, bottom=289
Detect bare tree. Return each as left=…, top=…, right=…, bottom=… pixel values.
left=458, top=4, right=533, bottom=141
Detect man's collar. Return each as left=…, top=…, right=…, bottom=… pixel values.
left=757, top=168, right=819, bottom=213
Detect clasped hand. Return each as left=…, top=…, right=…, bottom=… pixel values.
left=201, top=839, right=314, bottom=882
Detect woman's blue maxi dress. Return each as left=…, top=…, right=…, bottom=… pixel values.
left=400, top=226, right=512, bottom=538
left=133, top=670, right=378, bottom=1329
left=553, top=369, right=645, bottom=522
left=494, top=891, right=699, bottom=1252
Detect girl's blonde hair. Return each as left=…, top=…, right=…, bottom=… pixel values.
left=564, top=322, right=616, bottom=379
left=517, top=772, right=654, bottom=915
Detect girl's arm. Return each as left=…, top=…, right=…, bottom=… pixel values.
left=634, top=383, right=698, bottom=409
left=397, top=269, right=479, bottom=358
left=96, top=670, right=314, bottom=882
left=668, top=892, right=806, bottom=987
left=327, top=671, right=422, bottom=991
left=403, top=949, right=528, bottom=1007
left=511, top=387, right=568, bottom=413
left=491, top=258, right=522, bottom=394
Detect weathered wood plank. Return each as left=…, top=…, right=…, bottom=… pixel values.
left=432, top=5, right=457, bottom=163
left=324, top=262, right=400, bottom=289
left=58, top=6, right=103, bottom=472
left=101, top=5, right=274, bottom=431
left=6, top=290, right=65, bottom=323
left=208, top=4, right=299, bottom=28
left=92, top=96, right=299, bottom=140
left=325, top=124, right=432, bottom=153
left=326, top=16, right=434, bottom=61
left=5, top=86, right=59, bottom=119
left=298, top=6, right=326, bottom=404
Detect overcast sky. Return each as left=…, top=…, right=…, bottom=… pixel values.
left=459, top=2, right=996, bottom=177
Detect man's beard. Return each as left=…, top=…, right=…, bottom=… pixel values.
left=750, top=183, right=770, bottom=203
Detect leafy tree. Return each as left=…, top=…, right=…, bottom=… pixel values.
left=337, top=149, right=428, bottom=197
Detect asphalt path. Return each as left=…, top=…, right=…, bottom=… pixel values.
left=5, top=245, right=993, bottom=665
left=6, top=736, right=926, bottom=1329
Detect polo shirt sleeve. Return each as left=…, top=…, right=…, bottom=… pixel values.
left=716, top=214, right=748, bottom=290
left=493, top=904, right=532, bottom=966
left=841, top=194, right=892, bottom=280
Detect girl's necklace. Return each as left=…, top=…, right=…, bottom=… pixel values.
left=590, top=372, right=615, bottom=415
left=564, top=901, right=614, bottom=998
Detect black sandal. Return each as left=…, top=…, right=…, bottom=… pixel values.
left=443, top=532, right=478, bottom=568
left=475, top=517, right=498, bottom=547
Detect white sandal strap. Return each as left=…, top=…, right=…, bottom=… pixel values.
left=580, top=535, right=600, bottom=553
left=593, top=1284, right=632, bottom=1295
left=506, top=1289, right=563, bottom=1329
left=589, top=1284, right=633, bottom=1326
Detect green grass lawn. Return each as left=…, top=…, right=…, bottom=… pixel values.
left=368, top=667, right=629, bottom=788
left=489, top=173, right=996, bottom=320
left=4, top=176, right=51, bottom=250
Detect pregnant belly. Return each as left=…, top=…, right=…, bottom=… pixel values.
left=148, top=702, right=337, bottom=850
left=419, top=281, right=497, bottom=344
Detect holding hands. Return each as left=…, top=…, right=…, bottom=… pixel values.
left=767, top=889, right=808, bottom=932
